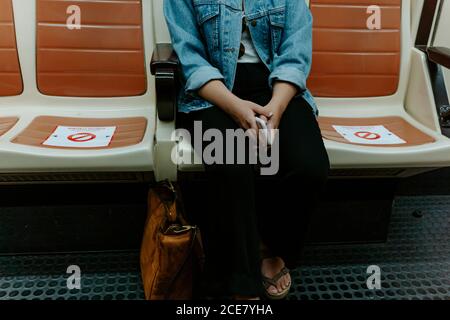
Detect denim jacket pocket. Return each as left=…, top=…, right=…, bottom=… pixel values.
left=193, top=3, right=220, bottom=52
left=268, top=7, right=286, bottom=54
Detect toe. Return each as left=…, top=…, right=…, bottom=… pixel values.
left=268, top=286, right=278, bottom=295
left=277, top=282, right=283, bottom=293
left=281, top=277, right=287, bottom=289
left=284, top=274, right=290, bottom=288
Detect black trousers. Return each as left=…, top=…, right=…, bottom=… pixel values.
left=180, top=63, right=330, bottom=297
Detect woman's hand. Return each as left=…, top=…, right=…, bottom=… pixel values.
left=198, top=80, right=273, bottom=131
left=260, top=81, right=299, bottom=130
left=226, top=99, right=273, bottom=131
left=259, top=103, right=283, bottom=131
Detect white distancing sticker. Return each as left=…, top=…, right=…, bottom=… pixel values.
left=333, top=125, right=406, bottom=145
left=43, top=126, right=117, bottom=148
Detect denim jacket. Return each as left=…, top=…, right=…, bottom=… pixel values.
left=164, top=0, right=317, bottom=115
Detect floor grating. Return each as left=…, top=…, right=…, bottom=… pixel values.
left=0, top=196, right=449, bottom=300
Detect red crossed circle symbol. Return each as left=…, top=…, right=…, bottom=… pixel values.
left=354, top=131, right=381, bottom=140
left=68, top=133, right=96, bottom=142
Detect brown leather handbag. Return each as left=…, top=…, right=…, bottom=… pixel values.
left=140, top=180, right=204, bottom=300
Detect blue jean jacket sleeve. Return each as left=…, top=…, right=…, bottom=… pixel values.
left=268, top=0, right=313, bottom=93
left=164, top=0, right=224, bottom=94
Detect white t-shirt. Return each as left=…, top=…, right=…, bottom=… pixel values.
left=238, top=28, right=261, bottom=63
left=238, top=2, right=261, bottom=63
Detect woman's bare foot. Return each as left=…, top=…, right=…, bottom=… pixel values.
left=261, top=257, right=291, bottom=295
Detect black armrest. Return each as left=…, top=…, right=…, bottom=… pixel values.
left=427, top=47, right=450, bottom=70
left=151, top=43, right=179, bottom=121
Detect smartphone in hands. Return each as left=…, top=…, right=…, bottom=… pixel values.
left=255, top=117, right=273, bottom=147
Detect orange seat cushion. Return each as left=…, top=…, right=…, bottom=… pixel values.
left=12, top=116, right=148, bottom=149
left=36, top=0, right=147, bottom=97
left=0, top=117, right=18, bottom=136
left=0, top=0, right=23, bottom=96
left=308, top=0, right=401, bottom=97
left=319, top=116, right=436, bottom=147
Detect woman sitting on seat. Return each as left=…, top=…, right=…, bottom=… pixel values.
left=164, top=0, right=330, bottom=300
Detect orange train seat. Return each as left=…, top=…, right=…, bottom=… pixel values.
left=309, top=0, right=438, bottom=150
left=0, top=0, right=160, bottom=180
left=306, top=0, right=450, bottom=173
left=0, top=0, right=23, bottom=96
left=0, top=0, right=21, bottom=148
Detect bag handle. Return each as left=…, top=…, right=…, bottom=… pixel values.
left=154, top=180, right=188, bottom=225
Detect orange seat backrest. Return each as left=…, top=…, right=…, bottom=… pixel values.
left=36, top=0, right=147, bottom=97
left=308, top=0, right=401, bottom=98
left=0, top=0, right=23, bottom=96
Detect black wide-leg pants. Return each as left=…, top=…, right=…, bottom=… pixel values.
left=180, top=63, right=330, bottom=297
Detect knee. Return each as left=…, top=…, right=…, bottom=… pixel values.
left=285, top=151, right=330, bottom=187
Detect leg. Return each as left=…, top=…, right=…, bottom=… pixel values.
left=186, top=106, right=263, bottom=298
left=260, top=96, right=330, bottom=265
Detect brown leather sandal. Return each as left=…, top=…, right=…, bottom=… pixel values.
left=262, top=267, right=291, bottom=300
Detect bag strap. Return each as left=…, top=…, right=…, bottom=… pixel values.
left=172, top=181, right=189, bottom=225
left=153, top=180, right=178, bottom=223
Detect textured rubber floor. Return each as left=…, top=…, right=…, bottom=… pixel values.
left=292, top=196, right=450, bottom=300
left=0, top=196, right=448, bottom=300
left=0, top=251, right=144, bottom=300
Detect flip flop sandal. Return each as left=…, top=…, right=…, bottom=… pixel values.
left=262, top=267, right=291, bottom=300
